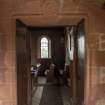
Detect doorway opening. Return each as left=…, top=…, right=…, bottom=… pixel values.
left=16, top=19, right=85, bottom=105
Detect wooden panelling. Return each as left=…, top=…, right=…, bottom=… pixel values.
left=16, top=20, right=31, bottom=105
left=76, top=19, right=85, bottom=104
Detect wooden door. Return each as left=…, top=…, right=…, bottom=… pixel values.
left=26, top=30, right=31, bottom=105
left=16, top=20, right=31, bottom=105
left=76, top=19, right=85, bottom=104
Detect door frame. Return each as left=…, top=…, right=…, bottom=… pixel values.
left=12, top=13, right=90, bottom=105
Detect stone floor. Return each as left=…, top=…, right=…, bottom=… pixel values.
left=32, top=77, right=46, bottom=105
left=39, top=85, right=63, bottom=105
left=32, top=76, right=70, bottom=105
left=60, top=85, right=71, bottom=105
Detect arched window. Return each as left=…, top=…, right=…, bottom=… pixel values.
left=41, top=37, right=48, bottom=58
left=37, top=36, right=51, bottom=59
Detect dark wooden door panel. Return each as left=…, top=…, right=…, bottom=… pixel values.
left=16, top=20, right=31, bottom=105
left=76, top=19, right=85, bottom=104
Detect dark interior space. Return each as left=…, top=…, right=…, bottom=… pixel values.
left=29, top=27, right=66, bottom=76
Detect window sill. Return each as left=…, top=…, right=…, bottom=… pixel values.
left=38, top=58, right=52, bottom=60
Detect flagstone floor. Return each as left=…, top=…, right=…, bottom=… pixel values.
left=32, top=77, right=70, bottom=105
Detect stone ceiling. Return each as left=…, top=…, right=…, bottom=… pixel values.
left=0, top=0, right=104, bottom=26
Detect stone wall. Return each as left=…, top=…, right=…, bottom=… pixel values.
left=0, top=0, right=105, bottom=105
